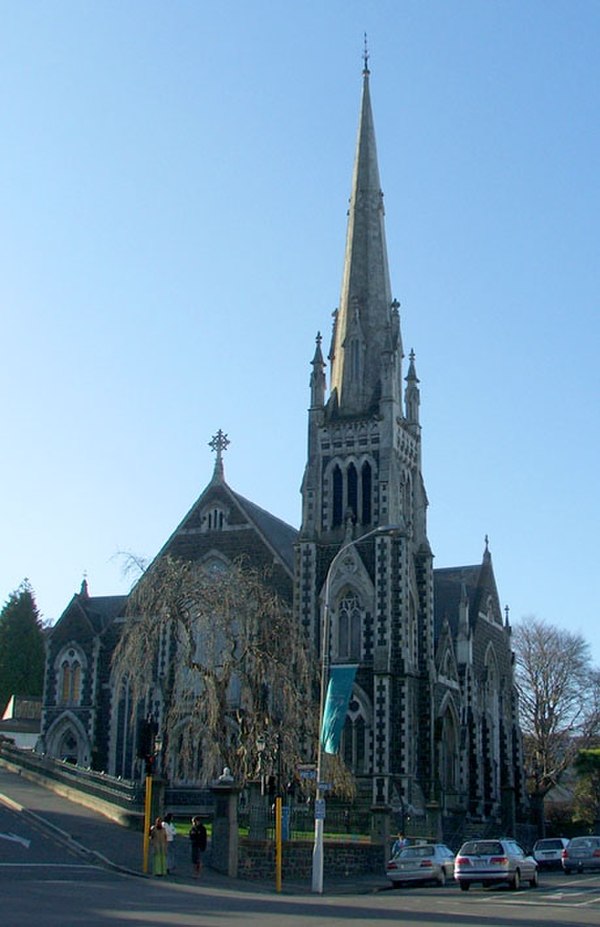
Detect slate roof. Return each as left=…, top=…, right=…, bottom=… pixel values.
left=80, top=595, right=128, bottom=633
left=229, top=489, right=298, bottom=574
left=433, top=565, right=481, bottom=639
left=433, top=552, right=503, bottom=642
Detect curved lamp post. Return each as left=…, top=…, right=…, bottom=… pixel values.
left=311, top=524, right=402, bottom=894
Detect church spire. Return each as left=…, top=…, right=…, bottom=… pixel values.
left=328, top=52, right=398, bottom=416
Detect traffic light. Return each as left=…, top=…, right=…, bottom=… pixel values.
left=136, top=717, right=158, bottom=760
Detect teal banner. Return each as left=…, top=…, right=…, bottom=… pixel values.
left=320, top=664, right=358, bottom=755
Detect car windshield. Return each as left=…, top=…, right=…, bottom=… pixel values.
left=535, top=839, right=563, bottom=850
left=460, top=841, right=504, bottom=856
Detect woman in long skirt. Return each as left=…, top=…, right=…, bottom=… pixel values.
left=150, top=817, right=168, bottom=876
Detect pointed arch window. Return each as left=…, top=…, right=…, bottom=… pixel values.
left=361, top=462, right=372, bottom=525
left=350, top=339, right=361, bottom=380
left=347, top=464, right=358, bottom=522
left=337, top=592, right=362, bottom=661
left=204, top=506, right=226, bottom=531
left=341, top=697, right=369, bottom=774
left=332, top=465, right=343, bottom=528
left=58, top=649, right=84, bottom=706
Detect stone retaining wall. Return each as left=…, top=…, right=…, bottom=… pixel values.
left=238, top=838, right=385, bottom=881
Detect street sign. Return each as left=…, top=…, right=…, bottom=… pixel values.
left=314, top=799, right=326, bottom=820
left=299, top=769, right=316, bottom=779
left=318, top=782, right=332, bottom=791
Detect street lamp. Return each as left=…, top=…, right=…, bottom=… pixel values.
left=311, top=524, right=402, bottom=894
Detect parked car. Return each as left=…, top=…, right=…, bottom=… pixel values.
left=386, top=842, right=455, bottom=887
left=454, top=838, right=538, bottom=891
left=562, top=836, right=600, bottom=873
left=533, top=837, right=570, bottom=869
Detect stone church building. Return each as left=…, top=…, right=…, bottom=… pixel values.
left=40, top=62, right=526, bottom=834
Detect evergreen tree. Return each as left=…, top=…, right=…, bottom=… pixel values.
left=0, top=581, right=45, bottom=715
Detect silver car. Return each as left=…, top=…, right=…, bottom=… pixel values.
left=562, top=835, right=600, bottom=873
left=386, top=843, right=455, bottom=887
left=455, top=838, right=538, bottom=891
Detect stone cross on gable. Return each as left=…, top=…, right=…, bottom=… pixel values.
left=209, top=429, right=230, bottom=462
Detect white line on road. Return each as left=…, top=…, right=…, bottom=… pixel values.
left=0, top=832, right=30, bottom=849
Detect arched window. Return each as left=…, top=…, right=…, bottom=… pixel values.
left=205, top=506, right=226, bottom=530
left=342, top=696, right=369, bottom=773
left=347, top=464, right=358, bottom=521
left=58, top=649, right=84, bottom=706
left=439, top=707, right=458, bottom=792
left=337, top=593, right=362, bottom=661
left=332, top=465, right=343, bottom=527
left=361, top=462, right=372, bottom=525
left=350, top=339, right=360, bottom=379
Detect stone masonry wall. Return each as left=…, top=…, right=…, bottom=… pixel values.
left=238, top=839, right=386, bottom=882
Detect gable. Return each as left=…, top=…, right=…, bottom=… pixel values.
left=137, top=478, right=299, bottom=604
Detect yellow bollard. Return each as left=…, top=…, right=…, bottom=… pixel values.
left=275, top=795, right=282, bottom=892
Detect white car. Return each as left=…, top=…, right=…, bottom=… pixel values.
left=533, top=837, right=569, bottom=870
left=386, top=843, right=455, bottom=887
left=454, top=838, right=538, bottom=891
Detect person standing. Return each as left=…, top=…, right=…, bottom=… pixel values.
left=189, top=815, right=207, bottom=877
left=392, top=832, right=407, bottom=856
left=150, top=817, right=168, bottom=876
left=163, top=812, right=177, bottom=873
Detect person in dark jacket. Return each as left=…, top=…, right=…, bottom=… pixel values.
left=189, top=815, right=207, bottom=876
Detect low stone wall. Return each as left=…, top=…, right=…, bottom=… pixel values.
left=238, top=838, right=386, bottom=882
left=0, top=743, right=144, bottom=828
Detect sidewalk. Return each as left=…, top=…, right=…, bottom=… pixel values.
left=0, top=763, right=384, bottom=895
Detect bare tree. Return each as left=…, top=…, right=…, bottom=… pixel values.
left=513, top=616, right=599, bottom=827
left=112, top=555, right=320, bottom=788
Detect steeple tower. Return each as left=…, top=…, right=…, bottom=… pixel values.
left=328, top=55, right=402, bottom=416
left=296, top=56, right=435, bottom=813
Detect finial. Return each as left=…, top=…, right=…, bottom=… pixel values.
left=209, top=429, right=230, bottom=480
left=484, top=534, right=489, bottom=551
left=316, top=331, right=322, bottom=347
left=209, top=429, right=230, bottom=460
left=391, top=298, right=400, bottom=313
left=363, top=32, right=370, bottom=75
left=80, top=574, right=89, bottom=598
left=504, top=604, right=510, bottom=629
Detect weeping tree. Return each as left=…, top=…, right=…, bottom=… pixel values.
left=112, top=555, right=321, bottom=788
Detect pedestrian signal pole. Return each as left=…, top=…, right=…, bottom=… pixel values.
left=137, top=715, right=158, bottom=873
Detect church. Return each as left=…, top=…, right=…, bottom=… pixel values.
left=40, top=59, right=527, bottom=835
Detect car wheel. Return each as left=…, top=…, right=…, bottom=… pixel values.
left=529, top=870, right=538, bottom=888
left=564, top=868, right=572, bottom=875
left=510, top=869, right=521, bottom=891
left=459, top=881, right=470, bottom=891
left=437, top=869, right=446, bottom=887
left=390, top=881, right=402, bottom=889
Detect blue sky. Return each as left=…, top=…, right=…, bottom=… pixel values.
left=2, top=2, right=599, bottom=665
